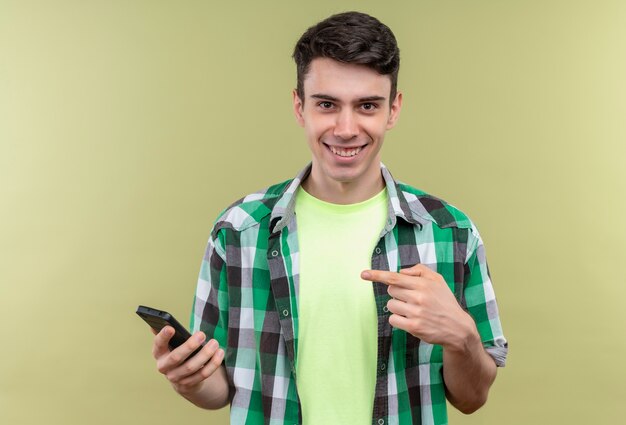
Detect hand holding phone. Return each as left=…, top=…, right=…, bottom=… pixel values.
left=136, top=305, right=203, bottom=358
left=137, top=305, right=227, bottom=400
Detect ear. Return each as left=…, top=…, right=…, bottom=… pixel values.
left=386, top=91, right=403, bottom=130
left=293, top=89, right=305, bottom=127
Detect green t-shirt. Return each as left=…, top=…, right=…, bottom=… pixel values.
left=295, top=187, right=388, bottom=423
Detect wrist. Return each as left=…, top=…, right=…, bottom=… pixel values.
left=444, top=312, right=481, bottom=354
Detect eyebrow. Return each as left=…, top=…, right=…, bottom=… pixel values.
left=310, top=94, right=387, bottom=103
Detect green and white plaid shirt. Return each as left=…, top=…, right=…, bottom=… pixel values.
left=191, top=163, right=508, bottom=425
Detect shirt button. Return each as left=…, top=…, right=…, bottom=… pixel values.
left=375, top=247, right=381, bottom=254
left=282, top=309, right=289, bottom=317
left=378, top=419, right=385, bottom=425
left=271, top=250, right=279, bottom=257
left=380, top=363, right=386, bottom=371
left=383, top=306, right=389, bottom=313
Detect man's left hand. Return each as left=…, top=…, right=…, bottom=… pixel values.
left=361, top=264, right=476, bottom=352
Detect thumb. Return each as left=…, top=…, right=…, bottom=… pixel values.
left=399, top=264, right=425, bottom=277
left=152, top=326, right=175, bottom=359
left=400, top=264, right=444, bottom=283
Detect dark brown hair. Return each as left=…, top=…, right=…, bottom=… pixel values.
left=292, top=11, right=400, bottom=105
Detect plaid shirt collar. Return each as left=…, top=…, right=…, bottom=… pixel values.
left=269, top=162, right=427, bottom=236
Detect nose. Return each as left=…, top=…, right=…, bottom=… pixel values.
left=333, top=110, right=359, bottom=140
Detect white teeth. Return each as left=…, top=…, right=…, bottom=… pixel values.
left=329, top=145, right=363, bottom=157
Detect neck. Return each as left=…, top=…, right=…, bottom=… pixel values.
left=302, top=165, right=385, bottom=205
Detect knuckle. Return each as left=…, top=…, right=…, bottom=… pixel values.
left=178, top=381, right=193, bottom=391
left=429, top=268, right=442, bottom=278
left=169, top=352, right=183, bottom=364
left=199, top=365, right=213, bottom=379
left=156, top=359, right=169, bottom=374
left=387, top=299, right=399, bottom=311
left=408, top=264, right=422, bottom=272
left=182, top=362, right=196, bottom=374
left=387, top=287, right=399, bottom=299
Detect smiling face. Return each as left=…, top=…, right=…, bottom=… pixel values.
left=293, top=57, right=402, bottom=204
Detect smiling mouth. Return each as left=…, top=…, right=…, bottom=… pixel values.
left=325, top=144, right=366, bottom=158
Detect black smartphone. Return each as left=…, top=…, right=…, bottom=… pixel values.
left=136, top=305, right=204, bottom=358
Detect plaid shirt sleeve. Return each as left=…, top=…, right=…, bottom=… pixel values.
left=464, top=225, right=508, bottom=366
left=190, top=228, right=229, bottom=350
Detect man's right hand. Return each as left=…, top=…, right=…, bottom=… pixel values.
left=152, top=326, right=227, bottom=401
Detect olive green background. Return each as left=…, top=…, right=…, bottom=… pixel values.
left=1, top=1, right=625, bottom=424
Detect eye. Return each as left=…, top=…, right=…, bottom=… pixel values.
left=318, top=101, right=334, bottom=109
left=361, top=103, right=378, bottom=111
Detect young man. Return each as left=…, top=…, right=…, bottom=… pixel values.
left=151, top=11, right=507, bottom=424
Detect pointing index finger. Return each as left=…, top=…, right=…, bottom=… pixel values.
left=361, top=269, right=415, bottom=289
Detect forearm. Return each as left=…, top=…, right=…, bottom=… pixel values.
left=175, top=364, right=231, bottom=410
left=442, top=316, right=497, bottom=414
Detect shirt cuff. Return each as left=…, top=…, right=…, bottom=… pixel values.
left=485, top=341, right=508, bottom=367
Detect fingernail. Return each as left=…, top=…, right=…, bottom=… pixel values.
left=196, top=332, right=206, bottom=343
left=361, top=271, right=371, bottom=280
